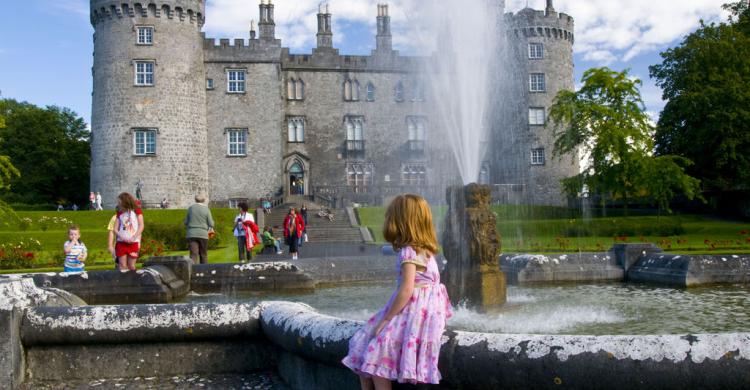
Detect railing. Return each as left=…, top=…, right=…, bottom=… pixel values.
left=346, top=140, right=365, bottom=152
left=407, top=140, right=425, bottom=152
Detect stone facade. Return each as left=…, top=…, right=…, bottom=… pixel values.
left=89, top=0, right=578, bottom=208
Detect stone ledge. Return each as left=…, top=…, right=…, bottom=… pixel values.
left=500, top=252, right=624, bottom=284
left=628, top=253, right=750, bottom=287
left=21, top=303, right=261, bottom=346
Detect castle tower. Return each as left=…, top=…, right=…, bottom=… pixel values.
left=316, top=3, right=333, bottom=48
left=375, top=4, right=392, bottom=52
left=89, top=0, right=208, bottom=208
left=499, top=4, right=578, bottom=205
left=259, top=0, right=276, bottom=40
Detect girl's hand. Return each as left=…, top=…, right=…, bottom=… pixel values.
left=371, top=319, right=388, bottom=337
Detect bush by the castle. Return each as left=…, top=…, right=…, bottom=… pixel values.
left=142, top=223, right=224, bottom=252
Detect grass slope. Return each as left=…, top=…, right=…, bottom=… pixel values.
left=356, top=206, right=750, bottom=254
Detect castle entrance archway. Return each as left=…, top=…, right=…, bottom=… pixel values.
left=284, top=154, right=310, bottom=197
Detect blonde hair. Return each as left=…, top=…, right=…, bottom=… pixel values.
left=383, top=194, right=438, bottom=255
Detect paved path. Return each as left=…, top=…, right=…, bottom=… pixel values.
left=21, top=373, right=289, bottom=390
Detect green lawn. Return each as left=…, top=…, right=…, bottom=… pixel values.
left=0, top=209, right=259, bottom=272
left=356, top=206, right=750, bottom=254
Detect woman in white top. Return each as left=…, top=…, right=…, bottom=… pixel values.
left=233, top=201, right=255, bottom=261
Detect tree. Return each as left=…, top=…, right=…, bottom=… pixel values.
left=548, top=67, right=701, bottom=214
left=649, top=1, right=750, bottom=191
left=0, top=99, right=90, bottom=206
left=0, top=111, right=20, bottom=220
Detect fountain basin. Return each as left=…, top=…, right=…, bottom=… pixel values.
left=4, top=289, right=749, bottom=390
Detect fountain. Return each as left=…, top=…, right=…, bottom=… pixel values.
left=442, top=183, right=507, bottom=311
left=416, top=0, right=510, bottom=310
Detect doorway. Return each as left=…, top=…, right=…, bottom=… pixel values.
left=289, top=162, right=305, bottom=195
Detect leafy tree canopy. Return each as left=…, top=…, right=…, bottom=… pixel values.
left=0, top=99, right=90, bottom=206
left=650, top=1, right=750, bottom=191
left=549, top=67, right=701, bottom=213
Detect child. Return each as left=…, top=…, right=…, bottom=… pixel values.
left=262, top=226, right=283, bottom=254
left=63, top=225, right=87, bottom=273
left=342, top=194, right=452, bottom=388
left=114, top=192, right=144, bottom=272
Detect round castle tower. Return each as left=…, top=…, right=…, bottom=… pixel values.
left=509, top=0, right=578, bottom=205
left=90, top=0, right=208, bottom=208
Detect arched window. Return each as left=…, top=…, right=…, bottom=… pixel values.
left=352, top=80, right=360, bottom=101
left=287, top=78, right=296, bottom=100
left=394, top=81, right=404, bottom=102
left=344, top=79, right=352, bottom=101
left=413, top=81, right=425, bottom=102
left=344, top=78, right=360, bottom=101
left=366, top=82, right=375, bottom=101
left=295, top=79, right=305, bottom=100
left=287, top=116, right=305, bottom=143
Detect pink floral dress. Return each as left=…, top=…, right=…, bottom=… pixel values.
left=342, top=246, right=453, bottom=384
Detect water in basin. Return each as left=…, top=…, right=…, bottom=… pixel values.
left=184, top=282, right=750, bottom=335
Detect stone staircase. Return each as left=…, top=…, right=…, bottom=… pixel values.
left=260, top=202, right=364, bottom=244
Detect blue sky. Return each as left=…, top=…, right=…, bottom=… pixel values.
left=0, top=0, right=730, bottom=126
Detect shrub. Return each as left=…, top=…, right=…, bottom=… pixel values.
left=142, top=223, right=225, bottom=252
left=0, top=239, right=43, bottom=269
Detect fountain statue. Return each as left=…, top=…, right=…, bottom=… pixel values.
left=442, top=183, right=507, bottom=312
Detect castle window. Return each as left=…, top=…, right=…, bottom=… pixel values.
left=412, top=81, right=426, bottom=102
left=134, top=61, right=154, bottom=86
left=227, top=69, right=246, bottom=93
left=531, top=148, right=546, bottom=165
left=344, top=78, right=360, bottom=101
left=206, top=78, right=214, bottom=90
left=136, top=26, right=153, bottom=45
left=401, top=163, right=426, bottom=186
left=287, top=117, right=305, bottom=143
left=529, top=73, right=546, bottom=92
left=406, top=116, right=427, bottom=152
left=226, top=129, right=247, bottom=156
left=347, top=162, right=374, bottom=193
left=529, top=107, right=546, bottom=125
left=479, top=162, right=490, bottom=185
left=394, top=81, right=404, bottom=102
left=345, top=116, right=365, bottom=153
left=529, top=43, right=543, bottom=59
left=366, top=82, right=376, bottom=101
left=287, top=78, right=305, bottom=100
left=133, top=129, right=156, bottom=156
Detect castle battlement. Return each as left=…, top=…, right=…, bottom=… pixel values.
left=507, top=7, right=575, bottom=43
left=90, top=0, right=205, bottom=26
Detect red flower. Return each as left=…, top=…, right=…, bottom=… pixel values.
left=740, top=230, right=749, bottom=235
left=746, top=237, right=750, bottom=243
left=25, top=252, right=35, bottom=259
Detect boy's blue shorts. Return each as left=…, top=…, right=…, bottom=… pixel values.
left=63, top=266, right=85, bottom=273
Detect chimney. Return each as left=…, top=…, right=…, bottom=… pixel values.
left=259, top=0, right=275, bottom=40
left=376, top=4, right=392, bottom=52
left=250, top=19, right=256, bottom=40
left=317, top=3, right=333, bottom=48
left=546, top=0, right=555, bottom=14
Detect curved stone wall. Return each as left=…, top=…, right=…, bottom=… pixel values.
left=90, top=0, right=208, bottom=208
left=261, top=302, right=750, bottom=390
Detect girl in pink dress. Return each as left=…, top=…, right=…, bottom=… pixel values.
left=342, top=194, right=452, bottom=389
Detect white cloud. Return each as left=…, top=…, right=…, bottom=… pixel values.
left=204, top=0, right=404, bottom=50
left=205, top=0, right=730, bottom=61
left=506, top=0, right=729, bottom=64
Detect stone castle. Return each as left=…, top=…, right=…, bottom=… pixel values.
left=89, top=0, right=578, bottom=209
